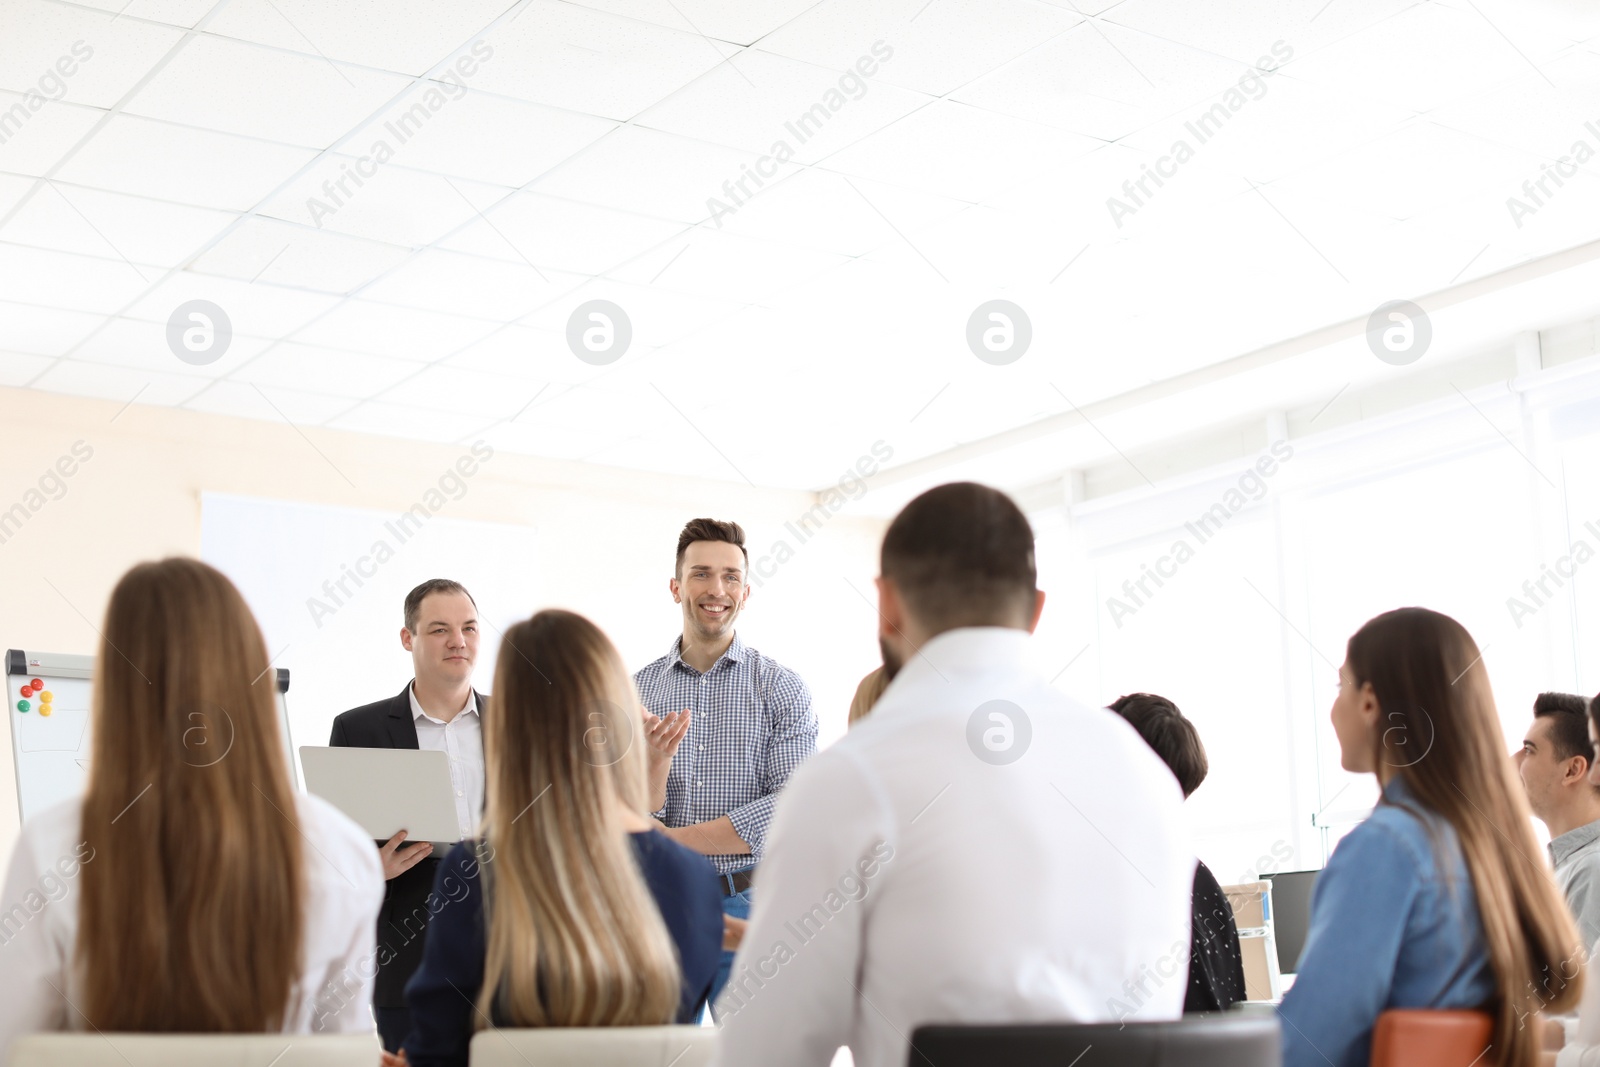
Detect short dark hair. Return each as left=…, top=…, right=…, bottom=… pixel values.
left=1534, top=692, right=1594, bottom=765
left=880, top=482, right=1036, bottom=634
left=1109, top=692, right=1208, bottom=798
left=675, top=518, right=747, bottom=577
left=404, top=579, right=476, bottom=633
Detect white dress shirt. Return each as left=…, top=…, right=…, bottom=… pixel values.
left=408, top=684, right=484, bottom=839
left=0, top=792, right=384, bottom=1065
left=714, top=627, right=1195, bottom=1067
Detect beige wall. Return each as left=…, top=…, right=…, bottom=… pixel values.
left=0, top=385, right=887, bottom=858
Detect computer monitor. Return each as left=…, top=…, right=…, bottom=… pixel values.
left=1263, top=869, right=1320, bottom=973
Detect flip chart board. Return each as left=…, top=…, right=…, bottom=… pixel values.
left=6, top=649, right=295, bottom=822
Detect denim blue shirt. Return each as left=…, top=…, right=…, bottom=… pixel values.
left=1278, top=777, right=1495, bottom=1067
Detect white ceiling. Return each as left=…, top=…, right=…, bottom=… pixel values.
left=5, top=0, right=1600, bottom=493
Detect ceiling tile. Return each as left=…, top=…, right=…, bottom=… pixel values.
left=204, top=0, right=514, bottom=76
left=342, top=85, right=616, bottom=187
left=521, top=277, right=744, bottom=348
left=231, top=341, right=427, bottom=397
left=292, top=298, right=500, bottom=360
left=0, top=349, right=55, bottom=385
left=697, top=169, right=969, bottom=256
left=120, top=269, right=343, bottom=336
left=434, top=192, right=685, bottom=274
left=1284, top=2, right=1570, bottom=114
left=608, top=229, right=848, bottom=303
left=820, top=99, right=1102, bottom=203
left=2, top=182, right=235, bottom=268
left=354, top=248, right=580, bottom=319
left=0, top=301, right=103, bottom=356
left=1101, top=0, right=1417, bottom=64
left=375, top=363, right=540, bottom=418
left=561, top=0, right=820, bottom=47
left=255, top=152, right=511, bottom=245
left=635, top=48, right=933, bottom=164
left=69, top=0, right=215, bottom=27
left=190, top=217, right=412, bottom=293
left=54, top=113, right=319, bottom=210
left=70, top=315, right=273, bottom=377
left=1265, top=119, right=1544, bottom=221
left=532, top=125, right=803, bottom=223
left=0, top=242, right=154, bottom=313
left=122, top=33, right=413, bottom=147
left=952, top=20, right=1268, bottom=141
left=1115, top=74, right=1415, bottom=186
left=759, top=0, right=1081, bottom=96
left=442, top=324, right=611, bottom=385
left=0, top=93, right=105, bottom=178
left=469, top=1, right=741, bottom=120
left=30, top=357, right=207, bottom=406
left=0, top=1, right=185, bottom=109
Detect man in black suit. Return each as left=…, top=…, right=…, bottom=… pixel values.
left=330, top=578, right=487, bottom=1053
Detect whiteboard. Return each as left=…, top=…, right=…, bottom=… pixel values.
left=6, top=649, right=296, bottom=823
left=199, top=493, right=541, bottom=780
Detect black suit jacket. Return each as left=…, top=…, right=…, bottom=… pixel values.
left=329, top=682, right=487, bottom=1008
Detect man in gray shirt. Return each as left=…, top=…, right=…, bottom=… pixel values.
left=1515, top=691, right=1600, bottom=950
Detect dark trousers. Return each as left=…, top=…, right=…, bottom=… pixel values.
left=375, top=1006, right=411, bottom=1053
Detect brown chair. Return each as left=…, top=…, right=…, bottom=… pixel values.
left=1370, top=1009, right=1493, bottom=1067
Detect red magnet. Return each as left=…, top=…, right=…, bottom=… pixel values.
left=30, top=678, right=42, bottom=689
left=20, top=686, right=33, bottom=698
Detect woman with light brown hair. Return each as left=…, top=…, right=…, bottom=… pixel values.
left=0, top=558, right=384, bottom=1063
left=394, top=609, right=721, bottom=1067
left=848, top=666, right=890, bottom=728
left=1278, top=607, right=1582, bottom=1067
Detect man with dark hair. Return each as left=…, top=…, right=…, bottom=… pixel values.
left=330, top=578, right=487, bottom=1051
left=717, top=483, right=1193, bottom=1067
left=1515, top=691, right=1600, bottom=947
left=1109, top=692, right=1246, bottom=1013
left=634, top=517, right=816, bottom=1014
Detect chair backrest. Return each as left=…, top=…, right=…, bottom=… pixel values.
left=908, top=1014, right=1282, bottom=1067
left=468, top=1025, right=716, bottom=1067
left=9, top=1032, right=379, bottom=1066
left=1370, top=1009, right=1494, bottom=1067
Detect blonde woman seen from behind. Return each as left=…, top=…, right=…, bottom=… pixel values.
left=394, top=610, right=723, bottom=1067
left=0, top=558, right=385, bottom=1064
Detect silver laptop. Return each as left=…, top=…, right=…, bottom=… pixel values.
left=300, top=746, right=464, bottom=847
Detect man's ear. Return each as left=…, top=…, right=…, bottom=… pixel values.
left=669, top=576, right=681, bottom=604
left=1567, top=756, right=1592, bottom=787
left=1027, top=589, right=1046, bottom=633
left=400, top=628, right=414, bottom=652
left=875, top=576, right=904, bottom=639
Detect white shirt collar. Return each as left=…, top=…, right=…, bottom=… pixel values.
left=882, top=626, right=1034, bottom=699
left=408, top=682, right=477, bottom=726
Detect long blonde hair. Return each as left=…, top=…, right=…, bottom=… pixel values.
left=78, top=558, right=304, bottom=1030
left=478, top=610, right=681, bottom=1027
left=848, top=666, right=889, bottom=728
left=1349, top=608, right=1582, bottom=1067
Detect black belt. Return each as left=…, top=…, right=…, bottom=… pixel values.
left=720, top=869, right=756, bottom=896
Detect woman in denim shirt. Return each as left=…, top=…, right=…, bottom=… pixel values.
left=1279, top=608, right=1581, bottom=1067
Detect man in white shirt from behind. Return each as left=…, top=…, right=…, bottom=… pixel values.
left=714, top=482, right=1195, bottom=1067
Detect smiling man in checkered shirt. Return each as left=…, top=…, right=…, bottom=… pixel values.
left=634, top=517, right=817, bottom=1013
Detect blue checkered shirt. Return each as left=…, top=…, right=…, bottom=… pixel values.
left=634, top=633, right=817, bottom=875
